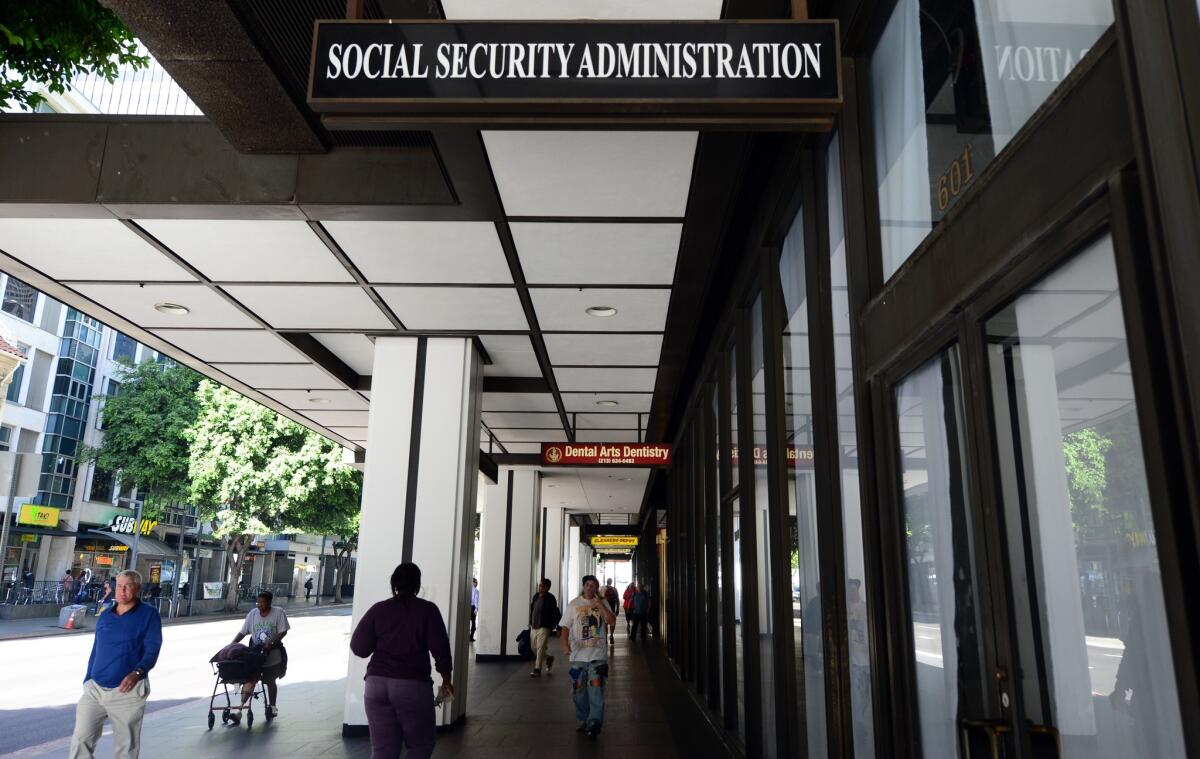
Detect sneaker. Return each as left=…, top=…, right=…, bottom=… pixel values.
left=546, top=656, right=555, bottom=673
left=267, top=705, right=278, bottom=718
left=529, top=669, right=541, bottom=677
left=576, top=723, right=587, bottom=732
left=587, top=725, right=601, bottom=739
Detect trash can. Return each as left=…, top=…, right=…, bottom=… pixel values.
left=58, top=604, right=88, bottom=630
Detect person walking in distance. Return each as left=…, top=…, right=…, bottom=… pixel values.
left=630, top=584, right=651, bottom=641
left=529, top=578, right=562, bottom=677
left=561, top=575, right=617, bottom=739
left=469, top=578, right=479, bottom=642
left=602, top=580, right=620, bottom=646
left=622, top=581, right=636, bottom=635
left=229, top=590, right=289, bottom=720
left=69, top=570, right=162, bottom=759
left=351, top=562, right=453, bottom=759
left=304, top=576, right=314, bottom=602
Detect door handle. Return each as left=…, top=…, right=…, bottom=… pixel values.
left=959, top=718, right=1011, bottom=759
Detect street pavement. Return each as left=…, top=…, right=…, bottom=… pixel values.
left=0, top=605, right=354, bottom=756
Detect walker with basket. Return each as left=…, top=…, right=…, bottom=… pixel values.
left=206, top=646, right=274, bottom=730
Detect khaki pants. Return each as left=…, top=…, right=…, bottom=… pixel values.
left=69, top=678, right=150, bottom=759
left=532, top=627, right=553, bottom=670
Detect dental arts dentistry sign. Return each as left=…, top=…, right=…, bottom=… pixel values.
left=308, top=20, right=841, bottom=127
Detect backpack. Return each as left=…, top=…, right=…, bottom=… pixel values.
left=515, top=628, right=535, bottom=659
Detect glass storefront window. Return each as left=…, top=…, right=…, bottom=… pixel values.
left=709, top=386, right=724, bottom=714
left=870, top=0, right=1113, bottom=280
left=778, top=195, right=827, bottom=755
left=749, top=293, right=777, bottom=757
left=732, top=494, right=746, bottom=739
left=895, top=347, right=980, bottom=759
left=985, top=235, right=1186, bottom=757
left=827, top=131, right=876, bottom=757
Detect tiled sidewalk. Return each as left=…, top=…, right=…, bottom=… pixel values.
left=12, top=638, right=687, bottom=758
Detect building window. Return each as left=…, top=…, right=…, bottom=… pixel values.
left=0, top=426, right=11, bottom=452
left=97, top=378, right=121, bottom=430
left=869, top=0, right=1113, bottom=280
left=1, top=276, right=38, bottom=322
left=89, top=466, right=116, bottom=503
left=112, top=332, right=137, bottom=363
left=5, top=342, right=30, bottom=404
left=36, top=309, right=102, bottom=508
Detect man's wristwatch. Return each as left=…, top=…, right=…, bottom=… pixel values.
left=133, top=668, right=146, bottom=680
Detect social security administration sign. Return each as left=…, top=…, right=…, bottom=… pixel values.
left=308, top=20, right=841, bottom=127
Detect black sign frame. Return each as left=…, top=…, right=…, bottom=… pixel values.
left=307, top=19, right=842, bottom=129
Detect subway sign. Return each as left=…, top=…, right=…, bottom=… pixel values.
left=542, top=443, right=671, bottom=467
left=107, top=515, right=158, bottom=536
left=308, top=20, right=841, bottom=128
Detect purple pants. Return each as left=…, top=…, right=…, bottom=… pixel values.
left=363, top=676, right=435, bottom=759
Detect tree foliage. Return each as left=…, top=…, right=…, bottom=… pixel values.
left=0, top=1, right=147, bottom=109
left=186, top=381, right=362, bottom=608
left=1062, top=427, right=1113, bottom=514
left=82, top=360, right=201, bottom=513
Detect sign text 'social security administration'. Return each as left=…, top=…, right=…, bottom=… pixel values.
left=308, top=21, right=841, bottom=127
left=542, top=443, right=672, bottom=467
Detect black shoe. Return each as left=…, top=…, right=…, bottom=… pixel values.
left=587, top=726, right=600, bottom=739
left=576, top=723, right=587, bottom=732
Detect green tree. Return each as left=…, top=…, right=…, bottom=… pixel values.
left=0, top=1, right=147, bottom=110
left=186, top=381, right=362, bottom=610
left=81, top=360, right=202, bottom=514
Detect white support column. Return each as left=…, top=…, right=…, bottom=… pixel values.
left=476, top=468, right=541, bottom=658
left=567, top=523, right=581, bottom=599
left=343, top=337, right=482, bottom=732
left=541, top=504, right=565, bottom=599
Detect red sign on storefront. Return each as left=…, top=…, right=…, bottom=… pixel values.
left=541, top=443, right=672, bottom=467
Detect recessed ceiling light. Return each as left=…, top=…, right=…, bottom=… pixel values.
left=153, top=302, right=190, bottom=315
left=585, top=306, right=618, bottom=318
left=308, top=397, right=333, bottom=404
left=595, top=400, right=619, bottom=407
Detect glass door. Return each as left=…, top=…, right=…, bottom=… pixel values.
left=979, top=233, right=1187, bottom=758
left=881, top=232, right=1190, bottom=759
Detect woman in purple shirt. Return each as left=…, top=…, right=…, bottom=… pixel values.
left=350, top=562, right=453, bottom=759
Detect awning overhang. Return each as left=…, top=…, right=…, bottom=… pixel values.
left=88, top=529, right=175, bottom=558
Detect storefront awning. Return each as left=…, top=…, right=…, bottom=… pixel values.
left=88, top=530, right=175, bottom=558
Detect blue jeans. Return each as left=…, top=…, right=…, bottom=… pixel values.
left=569, top=660, right=608, bottom=729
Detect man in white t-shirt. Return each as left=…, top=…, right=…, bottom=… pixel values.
left=230, top=591, right=289, bottom=719
left=559, top=575, right=616, bottom=739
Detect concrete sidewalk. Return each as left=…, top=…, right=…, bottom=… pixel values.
left=0, top=599, right=351, bottom=641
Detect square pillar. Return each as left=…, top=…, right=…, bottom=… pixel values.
left=476, top=468, right=542, bottom=658
left=343, top=337, right=482, bottom=732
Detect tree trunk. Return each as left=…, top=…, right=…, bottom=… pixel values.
left=333, top=547, right=352, bottom=603
left=222, top=534, right=251, bottom=612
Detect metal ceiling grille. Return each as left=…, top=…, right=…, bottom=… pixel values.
left=235, top=0, right=433, bottom=149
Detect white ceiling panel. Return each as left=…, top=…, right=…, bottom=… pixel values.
left=0, top=219, right=194, bottom=281
left=554, top=367, right=658, bottom=392
left=543, top=333, right=663, bottom=366
left=483, top=131, right=698, bottom=217
left=328, top=426, right=369, bottom=442
left=530, top=288, right=671, bottom=333
left=561, top=393, right=652, bottom=413
left=442, top=0, right=723, bottom=19
left=223, top=285, right=393, bottom=330
left=378, top=287, right=528, bottom=331
left=138, top=220, right=352, bottom=282
left=214, top=363, right=343, bottom=390
left=325, top=221, right=512, bottom=284
left=152, top=329, right=305, bottom=363
left=496, top=428, right=567, bottom=443
left=575, top=430, right=641, bottom=443
left=261, top=389, right=368, bottom=411
left=512, top=222, right=681, bottom=285
left=301, top=409, right=370, bottom=427
left=577, top=468, right=650, bottom=513
left=71, top=283, right=258, bottom=329
left=483, top=411, right=562, bottom=428
left=499, top=442, right=543, bottom=454
left=478, top=334, right=540, bottom=376
left=313, top=333, right=376, bottom=375
left=482, top=392, right=558, bottom=412
left=574, top=413, right=640, bottom=429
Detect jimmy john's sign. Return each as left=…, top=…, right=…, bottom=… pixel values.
left=542, top=443, right=672, bottom=467
left=308, top=20, right=841, bottom=128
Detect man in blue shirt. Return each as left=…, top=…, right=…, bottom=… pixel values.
left=69, top=569, right=162, bottom=759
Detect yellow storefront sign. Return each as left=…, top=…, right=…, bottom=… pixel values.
left=17, top=504, right=59, bottom=527
left=590, top=535, right=639, bottom=548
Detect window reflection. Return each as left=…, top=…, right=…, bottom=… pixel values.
left=870, top=0, right=1112, bottom=279
left=749, top=293, right=777, bottom=758
left=986, top=235, right=1186, bottom=757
